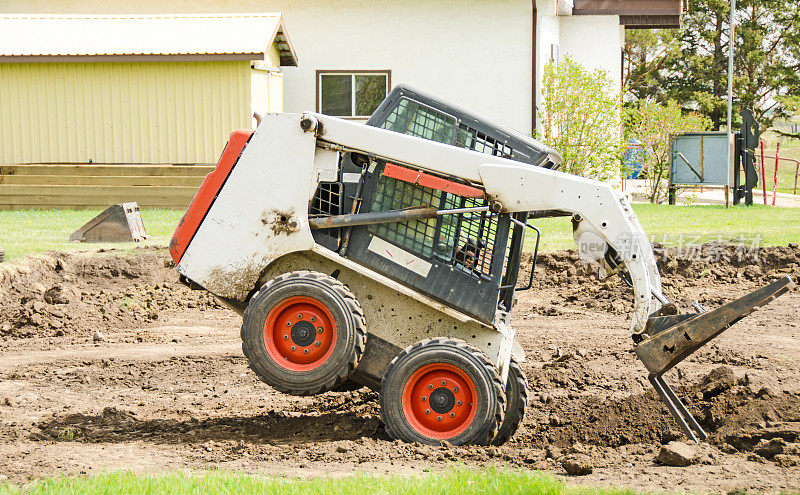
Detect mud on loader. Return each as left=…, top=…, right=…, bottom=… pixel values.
left=170, top=86, right=793, bottom=446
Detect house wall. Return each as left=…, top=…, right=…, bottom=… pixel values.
left=2, top=0, right=537, bottom=135
left=0, top=60, right=253, bottom=164
left=558, top=14, right=623, bottom=91
left=2, top=1, right=628, bottom=139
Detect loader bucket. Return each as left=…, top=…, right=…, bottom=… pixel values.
left=635, top=275, right=795, bottom=442
left=69, top=202, right=148, bottom=243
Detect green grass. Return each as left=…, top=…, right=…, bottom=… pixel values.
left=527, top=203, right=800, bottom=252
left=0, top=209, right=183, bottom=262
left=1, top=203, right=798, bottom=263
left=0, top=468, right=637, bottom=495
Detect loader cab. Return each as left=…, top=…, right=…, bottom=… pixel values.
left=310, top=85, right=549, bottom=324
left=367, top=85, right=561, bottom=170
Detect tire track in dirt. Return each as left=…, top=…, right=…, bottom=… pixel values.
left=0, top=340, right=240, bottom=370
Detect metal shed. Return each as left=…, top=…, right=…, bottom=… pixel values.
left=0, top=13, right=298, bottom=165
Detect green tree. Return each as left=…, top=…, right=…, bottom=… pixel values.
left=539, top=57, right=623, bottom=182
left=624, top=101, right=712, bottom=203
left=624, top=0, right=800, bottom=130
left=622, top=29, right=680, bottom=103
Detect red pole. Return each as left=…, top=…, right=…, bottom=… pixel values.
left=773, top=142, right=780, bottom=206
left=760, top=141, right=767, bottom=204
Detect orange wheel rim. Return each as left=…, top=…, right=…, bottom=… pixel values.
left=263, top=296, right=337, bottom=371
left=401, top=363, right=477, bottom=440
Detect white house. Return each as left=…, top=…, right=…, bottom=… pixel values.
left=1, top=0, right=681, bottom=138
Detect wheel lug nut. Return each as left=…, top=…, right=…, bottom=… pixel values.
left=441, top=381, right=446, bottom=386
left=450, top=412, right=455, bottom=418
left=286, top=321, right=291, bottom=327
left=314, top=341, right=321, bottom=347
left=457, top=400, right=462, bottom=406
left=453, top=387, right=459, bottom=392
left=304, top=349, right=309, bottom=354
left=310, top=316, right=316, bottom=322
left=428, top=384, right=433, bottom=390
left=297, top=314, right=303, bottom=319
left=283, top=335, right=289, bottom=340
left=437, top=416, right=442, bottom=421
left=291, top=345, right=296, bottom=351
left=421, top=396, right=427, bottom=402
left=317, top=327, right=323, bottom=334
left=425, top=409, right=430, bottom=415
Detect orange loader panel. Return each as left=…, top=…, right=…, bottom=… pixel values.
left=169, top=129, right=254, bottom=264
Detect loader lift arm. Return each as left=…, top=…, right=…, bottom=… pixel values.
left=309, top=112, right=663, bottom=335
left=305, top=112, right=794, bottom=441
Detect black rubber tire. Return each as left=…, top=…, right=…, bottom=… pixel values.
left=0, top=246, right=4, bottom=263
left=491, top=356, right=528, bottom=446
left=380, top=337, right=505, bottom=446
left=241, top=270, right=366, bottom=396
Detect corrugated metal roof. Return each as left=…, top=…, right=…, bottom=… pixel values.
left=0, top=13, right=298, bottom=66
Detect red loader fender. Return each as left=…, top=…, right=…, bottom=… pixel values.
left=169, top=129, right=255, bottom=264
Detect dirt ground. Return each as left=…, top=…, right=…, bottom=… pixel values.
left=1, top=245, right=799, bottom=493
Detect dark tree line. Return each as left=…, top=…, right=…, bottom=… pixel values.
left=624, top=0, right=800, bottom=130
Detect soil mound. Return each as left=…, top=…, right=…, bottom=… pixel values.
left=526, top=243, right=800, bottom=314
left=519, top=364, right=800, bottom=450
left=0, top=248, right=222, bottom=340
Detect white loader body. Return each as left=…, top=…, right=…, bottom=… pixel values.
left=178, top=112, right=662, bottom=337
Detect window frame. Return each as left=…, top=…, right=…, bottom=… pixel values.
left=315, top=70, right=391, bottom=119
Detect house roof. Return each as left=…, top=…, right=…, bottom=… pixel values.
left=0, top=13, right=298, bottom=65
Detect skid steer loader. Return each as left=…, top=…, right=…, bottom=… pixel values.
left=170, top=85, right=793, bottom=446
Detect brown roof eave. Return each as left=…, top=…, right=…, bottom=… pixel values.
left=621, top=14, right=682, bottom=29
left=573, top=0, right=682, bottom=17
left=270, top=19, right=298, bottom=67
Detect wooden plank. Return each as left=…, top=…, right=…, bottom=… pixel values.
left=0, top=174, right=206, bottom=187
left=0, top=194, right=193, bottom=206
left=0, top=202, right=189, bottom=210
left=0, top=184, right=198, bottom=197
left=0, top=164, right=215, bottom=177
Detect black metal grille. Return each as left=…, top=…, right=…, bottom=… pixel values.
left=456, top=124, right=513, bottom=157
left=370, top=176, right=440, bottom=258
left=368, top=174, right=498, bottom=279
left=380, top=98, right=456, bottom=144
left=310, top=182, right=343, bottom=240
left=378, top=96, right=514, bottom=159
left=437, top=195, right=498, bottom=278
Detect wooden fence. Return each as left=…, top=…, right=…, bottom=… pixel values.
left=0, top=164, right=212, bottom=210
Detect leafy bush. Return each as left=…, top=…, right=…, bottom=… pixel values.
left=539, top=57, right=623, bottom=182
left=623, top=101, right=711, bottom=203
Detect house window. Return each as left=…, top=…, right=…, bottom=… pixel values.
left=317, top=71, right=390, bottom=118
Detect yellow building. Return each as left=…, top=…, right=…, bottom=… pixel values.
left=0, top=13, right=297, bottom=165
left=0, top=14, right=297, bottom=209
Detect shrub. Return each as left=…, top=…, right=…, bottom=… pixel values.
left=539, top=57, right=623, bottom=182
left=623, top=101, right=711, bottom=203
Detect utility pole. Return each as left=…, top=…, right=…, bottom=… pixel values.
left=727, top=0, right=736, bottom=186
left=726, top=0, right=735, bottom=132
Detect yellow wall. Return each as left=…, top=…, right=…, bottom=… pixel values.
left=0, top=60, right=254, bottom=164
